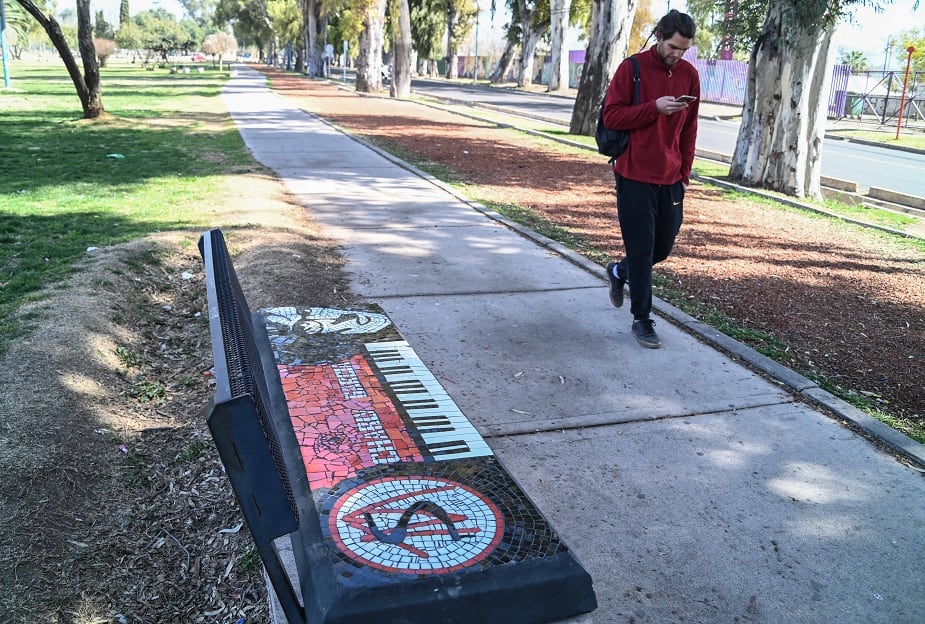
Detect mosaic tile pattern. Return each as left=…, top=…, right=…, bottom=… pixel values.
left=318, top=459, right=569, bottom=587
left=327, top=475, right=504, bottom=575
left=261, top=306, right=569, bottom=586
left=264, top=306, right=402, bottom=365
left=279, top=355, right=423, bottom=489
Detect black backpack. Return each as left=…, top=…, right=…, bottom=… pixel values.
left=596, top=55, right=641, bottom=165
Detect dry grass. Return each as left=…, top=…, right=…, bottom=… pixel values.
left=0, top=170, right=353, bottom=623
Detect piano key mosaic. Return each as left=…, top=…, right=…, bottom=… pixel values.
left=261, top=306, right=572, bottom=585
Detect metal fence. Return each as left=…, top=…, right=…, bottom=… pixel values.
left=690, top=59, right=749, bottom=105
left=834, top=68, right=924, bottom=125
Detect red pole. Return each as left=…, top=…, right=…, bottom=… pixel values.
left=895, top=46, right=915, bottom=140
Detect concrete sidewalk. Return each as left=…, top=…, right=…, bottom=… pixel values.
left=223, top=66, right=925, bottom=624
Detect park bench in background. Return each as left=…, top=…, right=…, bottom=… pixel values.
left=198, top=227, right=597, bottom=623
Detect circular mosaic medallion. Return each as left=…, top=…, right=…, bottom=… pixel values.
left=328, top=475, right=504, bottom=575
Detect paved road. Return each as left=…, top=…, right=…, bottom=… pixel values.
left=409, top=78, right=925, bottom=198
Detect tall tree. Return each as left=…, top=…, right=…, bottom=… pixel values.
left=409, top=0, right=445, bottom=75
left=895, top=26, right=924, bottom=72
left=730, top=1, right=849, bottom=198
left=74, top=0, right=101, bottom=111
left=682, top=0, right=722, bottom=58
left=120, top=0, right=130, bottom=25
left=214, top=0, right=274, bottom=60
left=15, top=0, right=104, bottom=118
left=443, top=0, right=474, bottom=78
left=94, top=9, right=114, bottom=38
left=446, top=0, right=476, bottom=79
left=547, top=0, right=571, bottom=90
left=133, top=8, right=194, bottom=62
left=179, top=0, right=219, bottom=27
left=356, top=0, right=387, bottom=91
left=568, top=0, right=636, bottom=134
left=327, top=0, right=366, bottom=66
left=713, top=0, right=768, bottom=60
left=572, top=0, right=654, bottom=55
left=488, top=14, right=518, bottom=82
left=513, top=0, right=549, bottom=87
left=627, top=0, right=653, bottom=54
left=267, top=0, right=301, bottom=69
left=115, top=20, right=143, bottom=54
left=390, top=0, right=412, bottom=96
left=298, top=0, right=324, bottom=77
left=445, top=0, right=460, bottom=77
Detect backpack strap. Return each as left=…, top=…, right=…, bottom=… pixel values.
left=629, top=55, right=640, bottom=104
left=602, top=55, right=641, bottom=166
left=594, top=54, right=640, bottom=167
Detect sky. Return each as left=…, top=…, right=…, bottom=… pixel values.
left=93, top=0, right=186, bottom=23
left=95, top=0, right=922, bottom=69
left=626, top=1, right=922, bottom=69
left=831, top=0, right=923, bottom=68
left=667, top=0, right=922, bottom=69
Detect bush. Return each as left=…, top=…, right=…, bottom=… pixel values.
left=94, top=38, right=117, bottom=67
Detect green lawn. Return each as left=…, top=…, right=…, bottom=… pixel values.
left=0, top=62, right=250, bottom=354
left=830, top=128, right=925, bottom=150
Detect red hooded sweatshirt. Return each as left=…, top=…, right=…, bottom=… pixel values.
left=602, top=45, right=700, bottom=186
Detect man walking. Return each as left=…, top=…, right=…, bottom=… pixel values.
left=602, top=10, right=699, bottom=349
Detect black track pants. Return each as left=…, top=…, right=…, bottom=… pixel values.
left=614, top=174, right=685, bottom=320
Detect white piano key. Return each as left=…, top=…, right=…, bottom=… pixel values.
left=365, top=340, right=492, bottom=460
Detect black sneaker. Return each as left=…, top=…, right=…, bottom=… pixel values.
left=632, top=319, right=661, bottom=349
left=606, top=261, right=626, bottom=308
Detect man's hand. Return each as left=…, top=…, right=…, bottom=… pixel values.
left=656, top=96, right=690, bottom=116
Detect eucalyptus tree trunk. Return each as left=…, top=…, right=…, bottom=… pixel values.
left=391, top=0, right=412, bottom=98
left=445, top=0, right=460, bottom=79
left=517, top=23, right=546, bottom=87
left=356, top=0, right=387, bottom=92
left=568, top=0, right=636, bottom=135
left=547, top=0, right=572, bottom=91
left=730, top=2, right=835, bottom=199
left=489, top=37, right=516, bottom=83
left=514, top=0, right=549, bottom=87
left=418, top=58, right=440, bottom=77
left=16, top=0, right=103, bottom=118
left=300, top=0, right=321, bottom=76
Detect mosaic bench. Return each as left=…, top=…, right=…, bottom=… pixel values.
left=198, top=228, right=597, bottom=624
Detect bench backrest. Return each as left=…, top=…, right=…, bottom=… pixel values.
left=198, top=228, right=307, bottom=624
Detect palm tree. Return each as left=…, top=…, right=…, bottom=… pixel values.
left=838, top=49, right=869, bottom=73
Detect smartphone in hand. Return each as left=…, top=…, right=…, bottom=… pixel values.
left=674, top=95, right=697, bottom=103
